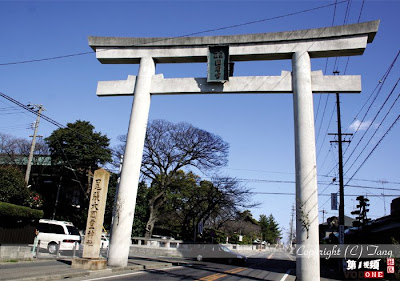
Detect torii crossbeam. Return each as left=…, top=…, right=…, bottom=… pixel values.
left=89, top=20, right=379, bottom=281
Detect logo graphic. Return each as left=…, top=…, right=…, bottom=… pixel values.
left=364, top=271, right=384, bottom=278
left=387, top=258, right=395, bottom=274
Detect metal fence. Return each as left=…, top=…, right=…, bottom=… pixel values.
left=33, top=240, right=108, bottom=259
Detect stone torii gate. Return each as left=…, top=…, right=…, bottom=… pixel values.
left=89, top=20, right=379, bottom=280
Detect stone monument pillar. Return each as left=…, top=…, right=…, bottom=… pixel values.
left=72, top=168, right=110, bottom=270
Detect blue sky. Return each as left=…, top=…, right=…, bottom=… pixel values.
left=1, top=0, right=399, bottom=238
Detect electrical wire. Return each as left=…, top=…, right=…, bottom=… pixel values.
left=345, top=114, right=400, bottom=186
left=315, top=95, right=331, bottom=144
left=314, top=0, right=338, bottom=137
left=318, top=146, right=332, bottom=172
left=357, top=0, right=366, bottom=23
left=252, top=191, right=400, bottom=197
left=0, top=0, right=349, bottom=66
left=54, top=138, right=89, bottom=200
left=344, top=76, right=400, bottom=169
left=345, top=50, right=399, bottom=141
left=317, top=102, right=336, bottom=159
left=0, top=92, right=102, bottom=145
left=325, top=50, right=400, bottom=176
left=223, top=167, right=400, bottom=186
left=232, top=177, right=400, bottom=193
left=345, top=79, right=400, bottom=175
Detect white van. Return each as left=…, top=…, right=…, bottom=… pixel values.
left=36, top=219, right=81, bottom=254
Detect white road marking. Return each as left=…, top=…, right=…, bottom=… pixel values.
left=81, top=266, right=183, bottom=281
left=284, top=252, right=295, bottom=261
left=279, top=269, right=292, bottom=281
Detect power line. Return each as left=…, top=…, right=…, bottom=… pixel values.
left=326, top=50, right=400, bottom=176
left=315, top=0, right=339, bottom=121
left=54, top=138, right=89, bottom=200
left=317, top=102, right=336, bottom=159
left=0, top=92, right=101, bottom=144
left=344, top=81, right=383, bottom=136
left=350, top=178, right=400, bottom=186
left=252, top=191, right=400, bottom=197
left=315, top=0, right=340, bottom=137
left=344, top=76, right=400, bottom=170
left=234, top=177, right=400, bottom=192
left=343, top=0, right=352, bottom=25
left=345, top=114, right=400, bottom=186
left=316, top=95, right=331, bottom=144
left=345, top=78, right=400, bottom=175
left=0, top=0, right=349, bottom=66
left=333, top=0, right=352, bottom=71
left=318, top=146, right=332, bottom=172
left=357, top=0, right=366, bottom=23
left=0, top=92, right=97, bottom=197
left=223, top=167, right=400, bottom=185
left=345, top=50, right=399, bottom=140
left=342, top=0, right=367, bottom=74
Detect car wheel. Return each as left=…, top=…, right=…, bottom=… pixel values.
left=196, top=255, right=203, bottom=262
left=48, top=242, right=58, bottom=254
left=227, top=258, right=233, bottom=265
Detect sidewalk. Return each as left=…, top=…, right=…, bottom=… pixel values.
left=0, top=254, right=350, bottom=281
left=0, top=256, right=184, bottom=281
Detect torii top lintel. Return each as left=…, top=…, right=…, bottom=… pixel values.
left=88, top=20, right=379, bottom=64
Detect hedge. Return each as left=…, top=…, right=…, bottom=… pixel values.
left=0, top=202, right=44, bottom=219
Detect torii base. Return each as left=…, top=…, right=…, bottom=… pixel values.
left=71, top=258, right=107, bottom=270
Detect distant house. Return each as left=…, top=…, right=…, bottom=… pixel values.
left=319, top=197, right=400, bottom=244
left=319, top=215, right=355, bottom=241
left=352, top=197, right=400, bottom=244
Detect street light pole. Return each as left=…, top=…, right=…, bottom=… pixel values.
left=25, top=104, right=44, bottom=186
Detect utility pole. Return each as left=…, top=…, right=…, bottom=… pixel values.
left=320, top=209, right=327, bottom=223
left=329, top=70, right=352, bottom=244
left=25, top=104, right=44, bottom=186
left=289, top=204, right=295, bottom=249
left=380, top=179, right=388, bottom=216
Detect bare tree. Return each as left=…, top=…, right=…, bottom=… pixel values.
left=115, top=119, right=229, bottom=237
left=0, top=132, right=49, bottom=165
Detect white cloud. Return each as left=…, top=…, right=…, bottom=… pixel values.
left=349, top=120, right=372, bottom=132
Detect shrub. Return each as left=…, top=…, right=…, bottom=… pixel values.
left=0, top=201, right=43, bottom=219
left=0, top=166, right=28, bottom=205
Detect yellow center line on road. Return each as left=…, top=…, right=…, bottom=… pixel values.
left=197, top=267, right=247, bottom=281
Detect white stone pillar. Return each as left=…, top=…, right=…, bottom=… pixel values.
left=108, top=57, right=155, bottom=267
left=292, top=51, right=320, bottom=281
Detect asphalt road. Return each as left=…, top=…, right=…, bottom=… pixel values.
left=0, top=259, right=87, bottom=281
left=72, top=251, right=296, bottom=281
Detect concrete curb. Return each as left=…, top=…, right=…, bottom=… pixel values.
left=3, top=261, right=178, bottom=281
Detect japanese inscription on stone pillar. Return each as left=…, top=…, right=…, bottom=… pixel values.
left=83, top=168, right=110, bottom=258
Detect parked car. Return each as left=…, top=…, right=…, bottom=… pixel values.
left=100, top=233, right=109, bottom=249
left=35, top=219, right=81, bottom=254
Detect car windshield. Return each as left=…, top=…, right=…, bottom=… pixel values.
left=66, top=226, right=80, bottom=235
left=220, top=246, right=231, bottom=253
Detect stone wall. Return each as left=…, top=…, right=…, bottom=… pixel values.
left=0, top=245, right=33, bottom=261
